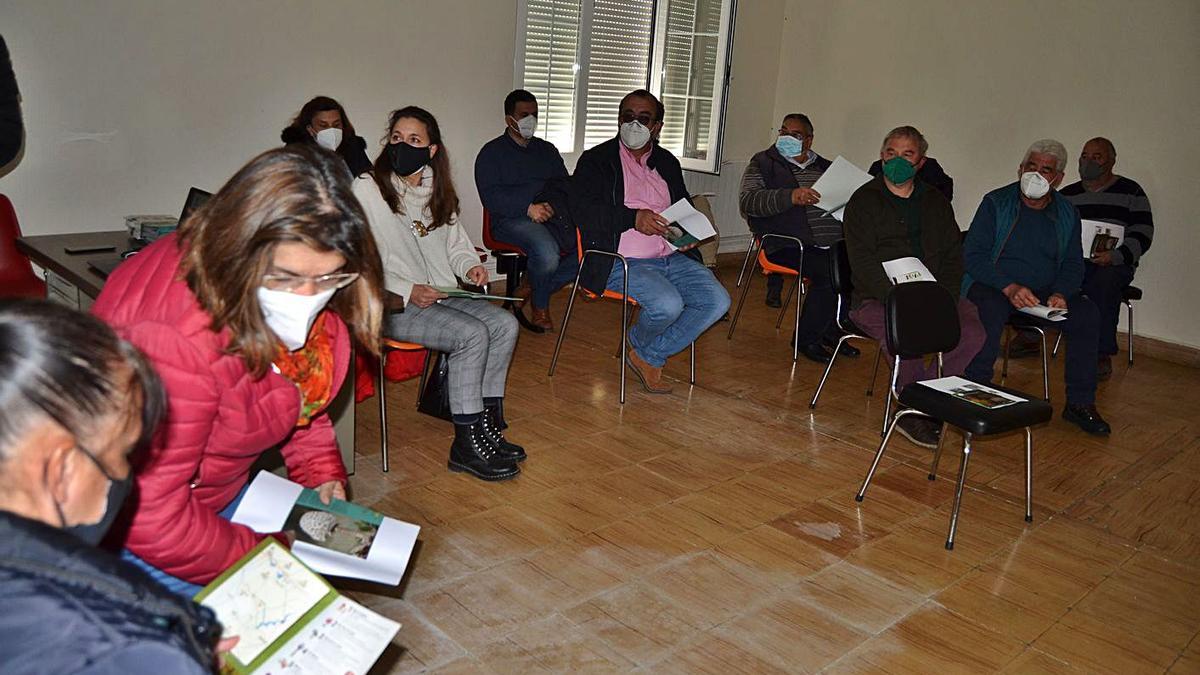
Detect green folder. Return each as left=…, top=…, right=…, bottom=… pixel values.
left=433, top=286, right=521, bottom=302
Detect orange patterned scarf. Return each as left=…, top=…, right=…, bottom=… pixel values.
left=271, top=313, right=334, bottom=427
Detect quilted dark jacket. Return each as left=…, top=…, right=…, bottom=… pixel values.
left=0, top=511, right=219, bottom=674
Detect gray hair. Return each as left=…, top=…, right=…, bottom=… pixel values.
left=881, top=126, right=928, bottom=156
left=781, top=113, right=813, bottom=135
left=1022, top=139, right=1068, bottom=173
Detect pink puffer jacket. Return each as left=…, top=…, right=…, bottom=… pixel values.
left=92, top=235, right=349, bottom=583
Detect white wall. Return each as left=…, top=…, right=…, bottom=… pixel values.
left=0, top=0, right=520, bottom=242
left=771, top=0, right=1200, bottom=348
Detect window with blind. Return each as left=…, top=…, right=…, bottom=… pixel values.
left=515, top=0, right=736, bottom=173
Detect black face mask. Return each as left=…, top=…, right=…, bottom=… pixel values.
left=388, top=141, right=432, bottom=177
left=57, top=446, right=132, bottom=546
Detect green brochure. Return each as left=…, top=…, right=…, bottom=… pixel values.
left=195, top=539, right=399, bottom=674
left=433, top=286, right=521, bottom=302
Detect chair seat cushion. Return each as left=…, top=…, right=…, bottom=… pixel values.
left=1123, top=286, right=1142, bottom=301
left=900, top=381, right=1053, bottom=437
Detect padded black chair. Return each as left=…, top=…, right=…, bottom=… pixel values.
left=855, top=281, right=1053, bottom=550
left=809, top=238, right=882, bottom=409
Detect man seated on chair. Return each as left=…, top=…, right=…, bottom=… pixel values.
left=962, top=139, right=1110, bottom=436
left=844, top=125, right=986, bottom=449
left=474, top=89, right=573, bottom=331
left=569, top=89, right=730, bottom=394
left=738, top=113, right=858, bottom=364
left=1060, top=137, right=1153, bottom=381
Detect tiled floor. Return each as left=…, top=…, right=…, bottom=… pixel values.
left=342, top=261, right=1200, bottom=674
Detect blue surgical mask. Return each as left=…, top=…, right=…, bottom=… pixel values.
left=775, top=134, right=804, bottom=158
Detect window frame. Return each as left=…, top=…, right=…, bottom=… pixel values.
left=513, top=0, right=737, bottom=174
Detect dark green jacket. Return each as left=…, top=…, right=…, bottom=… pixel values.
left=843, top=176, right=964, bottom=307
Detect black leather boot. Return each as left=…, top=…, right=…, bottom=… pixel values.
left=486, top=398, right=509, bottom=430
left=448, top=420, right=520, bottom=481
left=481, top=406, right=526, bottom=462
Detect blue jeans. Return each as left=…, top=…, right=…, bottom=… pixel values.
left=120, top=483, right=249, bottom=598
left=606, top=253, right=730, bottom=367
left=490, top=215, right=579, bottom=309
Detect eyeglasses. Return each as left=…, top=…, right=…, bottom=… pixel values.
left=619, top=112, right=656, bottom=126
left=778, top=129, right=812, bottom=139
left=262, top=272, right=359, bottom=293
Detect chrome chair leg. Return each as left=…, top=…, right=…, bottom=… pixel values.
left=379, top=352, right=389, bottom=473
left=548, top=270, right=584, bottom=377
left=809, top=335, right=846, bottom=408
left=1052, top=330, right=1063, bottom=358
left=866, top=346, right=882, bottom=396
left=1037, top=328, right=1049, bottom=401
left=945, top=433, right=974, bottom=550
left=1001, top=326, right=1011, bottom=384
left=619, top=267, right=630, bottom=404
left=881, top=355, right=900, bottom=437
left=1126, top=299, right=1134, bottom=366
left=928, top=421, right=949, bottom=480
left=857, top=408, right=918, bottom=501
left=777, top=275, right=796, bottom=328
left=726, top=240, right=761, bottom=339
left=689, top=341, right=696, bottom=384
left=735, top=237, right=755, bottom=288
left=1024, top=426, right=1033, bottom=523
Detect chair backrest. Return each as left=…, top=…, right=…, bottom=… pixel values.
left=0, top=194, right=38, bottom=285
left=481, top=209, right=497, bottom=248
left=830, top=239, right=853, bottom=295
left=885, top=281, right=961, bottom=359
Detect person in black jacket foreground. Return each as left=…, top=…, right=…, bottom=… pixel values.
left=280, top=95, right=373, bottom=177
left=0, top=299, right=226, bottom=674
left=569, top=90, right=730, bottom=394
left=1, top=35, right=23, bottom=169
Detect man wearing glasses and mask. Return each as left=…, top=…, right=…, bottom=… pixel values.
left=569, top=89, right=730, bottom=394
left=739, top=113, right=857, bottom=363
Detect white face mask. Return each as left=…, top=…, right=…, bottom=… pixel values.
left=1019, top=171, right=1051, bottom=199
left=513, top=114, right=537, bottom=140
left=314, top=127, right=343, bottom=151
left=257, top=286, right=336, bottom=351
left=619, top=120, right=652, bottom=150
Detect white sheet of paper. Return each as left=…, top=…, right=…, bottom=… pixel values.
left=659, top=197, right=717, bottom=250
left=812, top=155, right=873, bottom=214
left=250, top=597, right=400, bottom=675
left=830, top=206, right=846, bottom=222
left=1080, top=219, right=1124, bottom=258
left=882, top=257, right=936, bottom=284
left=1017, top=305, right=1068, bottom=322
left=918, top=376, right=1027, bottom=409
left=232, top=472, right=421, bottom=585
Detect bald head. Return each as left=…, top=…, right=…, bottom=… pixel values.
left=1079, top=137, right=1117, bottom=184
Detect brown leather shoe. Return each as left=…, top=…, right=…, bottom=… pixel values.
left=626, top=348, right=672, bottom=394
left=530, top=307, right=553, bottom=331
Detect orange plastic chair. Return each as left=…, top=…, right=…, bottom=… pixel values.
left=548, top=229, right=695, bottom=404
left=481, top=210, right=543, bottom=333
left=377, top=338, right=430, bottom=472
left=726, top=233, right=809, bottom=361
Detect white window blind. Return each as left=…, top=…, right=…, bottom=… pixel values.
left=515, top=0, right=735, bottom=173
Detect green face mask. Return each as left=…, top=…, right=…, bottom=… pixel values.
left=882, top=156, right=917, bottom=185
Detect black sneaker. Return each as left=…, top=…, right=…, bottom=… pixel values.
left=895, top=415, right=941, bottom=449
left=1063, top=404, right=1111, bottom=436
left=823, top=336, right=861, bottom=358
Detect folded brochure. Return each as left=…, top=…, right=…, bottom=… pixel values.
left=1017, top=305, right=1067, bottom=321
left=196, top=539, right=399, bottom=675
left=882, top=257, right=935, bottom=285
left=231, top=471, right=420, bottom=585
left=918, top=376, right=1026, bottom=409
left=1081, top=219, right=1123, bottom=258
left=433, top=286, right=521, bottom=302
left=659, top=197, right=717, bottom=250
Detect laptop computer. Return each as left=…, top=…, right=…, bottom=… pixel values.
left=179, top=186, right=212, bottom=225
left=91, top=187, right=214, bottom=279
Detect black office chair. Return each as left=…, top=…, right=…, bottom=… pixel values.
left=809, top=238, right=882, bottom=409
left=855, top=281, right=1053, bottom=550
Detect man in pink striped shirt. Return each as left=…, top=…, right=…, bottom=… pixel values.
left=570, top=90, right=730, bottom=393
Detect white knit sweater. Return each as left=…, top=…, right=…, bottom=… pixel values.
left=353, top=169, right=480, bottom=300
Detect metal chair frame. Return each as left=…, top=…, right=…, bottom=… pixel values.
left=377, top=341, right=434, bottom=472
left=810, top=289, right=883, bottom=410
left=1050, top=292, right=1136, bottom=366
left=857, top=352, right=1035, bottom=550
left=734, top=235, right=757, bottom=288
left=548, top=248, right=695, bottom=405
left=1000, top=323, right=1051, bottom=401
left=726, top=234, right=805, bottom=361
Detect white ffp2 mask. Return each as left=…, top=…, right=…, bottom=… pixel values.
left=619, top=121, right=652, bottom=151
left=315, top=127, right=343, bottom=151
left=257, top=286, right=336, bottom=351
left=514, top=115, right=537, bottom=140
left=1019, top=171, right=1051, bottom=199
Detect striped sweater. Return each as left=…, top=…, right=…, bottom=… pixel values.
left=1060, top=176, right=1153, bottom=266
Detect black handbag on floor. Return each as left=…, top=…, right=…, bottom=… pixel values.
left=417, top=351, right=453, bottom=421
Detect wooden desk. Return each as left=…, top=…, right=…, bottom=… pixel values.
left=15, top=230, right=356, bottom=474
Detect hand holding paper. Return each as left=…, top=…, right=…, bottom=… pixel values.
left=811, top=156, right=873, bottom=214
left=659, top=198, right=717, bottom=251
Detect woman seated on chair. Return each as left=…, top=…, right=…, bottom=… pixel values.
left=92, top=145, right=384, bottom=595
left=280, top=95, right=374, bottom=177
left=0, top=299, right=225, bottom=673
left=352, top=106, right=523, bottom=483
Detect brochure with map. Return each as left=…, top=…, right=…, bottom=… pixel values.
left=195, top=539, right=400, bottom=675
left=918, top=376, right=1026, bottom=409
left=231, top=471, right=421, bottom=585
